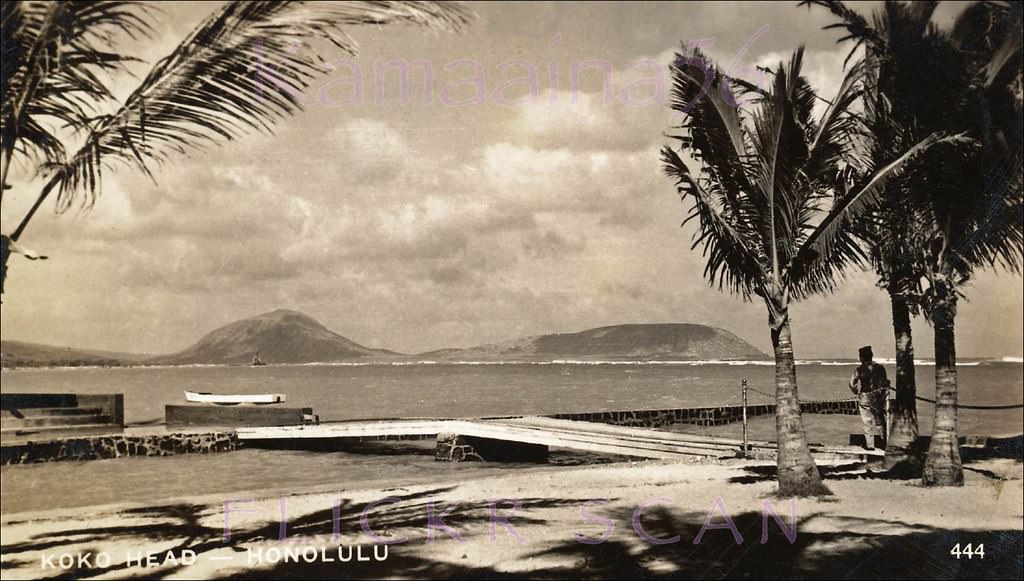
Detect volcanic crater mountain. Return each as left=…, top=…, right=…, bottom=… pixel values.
left=2, top=310, right=768, bottom=367
left=150, top=309, right=398, bottom=365
left=421, top=323, right=768, bottom=362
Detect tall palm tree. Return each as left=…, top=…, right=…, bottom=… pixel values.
left=801, top=0, right=966, bottom=473
left=1, top=1, right=470, bottom=292
left=661, top=46, right=955, bottom=496
left=805, top=0, right=1023, bottom=486
left=917, top=1, right=1022, bottom=486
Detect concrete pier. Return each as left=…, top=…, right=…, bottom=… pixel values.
left=238, top=416, right=883, bottom=462
left=165, top=404, right=316, bottom=427
left=0, top=397, right=872, bottom=465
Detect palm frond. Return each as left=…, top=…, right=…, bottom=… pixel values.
left=797, top=0, right=878, bottom=65
left=1, top=1, right=151, bottom=173
left=42, top=1, right=471, bottom=212
left=805, top=55, right=869, bottom=178
left=1, top=1, right=27, bottom=109
left=667, top=47, right=758, bottom=224
left=662, top=145, right=767, bottom=298
left=918, top=137, right=1023, bottom=277
left=747, top=48, right=811, bottom=276
left=956, top=188, right=1023, bottom=274
left=12, top=114, right=63, bottom=165
left=895, top=0, right=940, bottom=41
left=790, top=131, right=971, bottom=291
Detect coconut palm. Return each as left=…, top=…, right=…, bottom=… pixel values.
left=0, top=0, right=470, bottom=292
left=661, top=46, right=957, bottom=495
left=800, top=0, right=966, bottom=473
left=805, top=0, right=1023, bottom=486
left=916, top=1, right=1022, bottom=486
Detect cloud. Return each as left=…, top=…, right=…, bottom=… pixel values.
left=324, top=118, right=411, bottom=184
left=2, top=2, right=1020, bottom=359
left=22, top=161, right=313, bottom=295
left=507, top=88, right=669, bottom=151
left=513, top=90, right=608, bottom=140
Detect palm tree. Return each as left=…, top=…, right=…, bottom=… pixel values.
left=804, top=0, right=1023, bottom=486
left=1, top=1, right=470, bottom=292
left=917, top=1, right=1022, bottom=487
left=800, top=0, right=964, bottom=474
left=661, top=46, right=955, bottom=496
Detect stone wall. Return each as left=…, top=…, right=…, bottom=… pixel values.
left=1, top=431, right=238, bottom=465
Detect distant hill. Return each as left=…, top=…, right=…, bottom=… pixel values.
left=148, top=309, right=399, bottom=365
left=0, top=340, right=151, bottom=368
left=419, top=323, right=768, bottom=361
left=2, top=315, right=767, bottom=368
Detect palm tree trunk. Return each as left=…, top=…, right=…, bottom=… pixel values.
left=0, top=235, right=10, bottom=297
left=11, top=174, right=59, bottom=241
left=883, top=291, right=920, bottom=472
left=770, top=310, right=830, bottom=496
left=922, top=289, right=963, bottom=486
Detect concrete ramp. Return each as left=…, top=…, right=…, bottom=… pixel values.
left=236, top=416, right=883, bottom=461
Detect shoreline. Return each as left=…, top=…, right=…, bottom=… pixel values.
left=4, top=358, right=1021, bottom=372
left=1, top=455, right=1021, bottom=579
left=3, top=417, right=1020, bottom=513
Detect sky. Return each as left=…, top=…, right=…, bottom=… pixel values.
left=1, top=1, right=1021, bottom=359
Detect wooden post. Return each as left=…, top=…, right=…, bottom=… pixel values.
left=741, top=378, right=748, bottom=457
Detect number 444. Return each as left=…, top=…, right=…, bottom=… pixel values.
left=950, top=543, right=985, bottom=559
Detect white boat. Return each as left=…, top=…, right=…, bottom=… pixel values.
left=184, top=391, right=286, bottom=405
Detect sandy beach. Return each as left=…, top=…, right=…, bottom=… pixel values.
left=2, top=450, right=1021, bottom=580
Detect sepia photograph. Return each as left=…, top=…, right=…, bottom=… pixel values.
left=1, top=1, right=1022, bottom=579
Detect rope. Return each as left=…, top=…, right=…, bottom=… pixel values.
left=746, top=386, right=775, bottom=399
left=909, top=393, right=1024, bottom=410
left=743, top=384, right=1023, bottom=410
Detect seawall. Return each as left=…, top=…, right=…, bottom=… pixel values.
left=1, top=431, right=238, bottom=465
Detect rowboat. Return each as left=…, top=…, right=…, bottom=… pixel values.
left=184, top=391, right=286, bottom=405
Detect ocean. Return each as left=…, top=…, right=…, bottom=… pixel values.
left=2, top=360, right=1021, bottom=436
left=2, top=360, right=1021, bottom=513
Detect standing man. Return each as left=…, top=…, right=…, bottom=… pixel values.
left=849, top=345, right=890, bottom=449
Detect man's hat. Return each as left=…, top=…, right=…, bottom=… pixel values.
left=858, top=345, right=873, bottom=357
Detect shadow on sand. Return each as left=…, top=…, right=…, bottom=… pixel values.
left=2, top=438, right=1021, bottom=579
left=728, top=434, right=1024, bottom=485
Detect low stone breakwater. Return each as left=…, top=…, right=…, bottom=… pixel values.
left=550, top=399, right=859, bottom=428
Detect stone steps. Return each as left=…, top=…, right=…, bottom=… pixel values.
left=1, top=414, right=112, bottom=429
left=1, top=393, right=125, bottom=447
left=1, top=407, right=104, bottom=418
left=1, top=424, right=123, bottom=442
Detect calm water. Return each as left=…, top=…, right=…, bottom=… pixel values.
left=2, top=361, right=1021, bottom=514
left=2, top=361, right=1021, bottom=436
